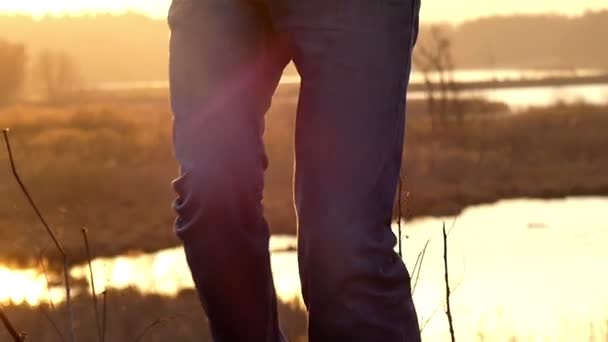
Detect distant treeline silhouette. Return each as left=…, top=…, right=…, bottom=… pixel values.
left=0, top=39, right=25, bottom=104
left=0, top=38, right=82, bottom=104
left=435, top=10, right=608, bottom=70
left=0, top=10, right=606, bottom=84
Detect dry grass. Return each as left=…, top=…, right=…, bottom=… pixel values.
left=1, top=97, right=607, bottom=340
left=1, top=99, right=607, bottom=266
left=0, top=289, right=308, bottom=342
left=402, top=101, right=608, bottom=218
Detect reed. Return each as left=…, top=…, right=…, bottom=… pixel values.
left=3, top=128, right=76, bottom=342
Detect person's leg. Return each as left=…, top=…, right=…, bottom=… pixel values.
left=273, top=0, right=421, bottom=340
left=168, top=0, right=289, bottom=340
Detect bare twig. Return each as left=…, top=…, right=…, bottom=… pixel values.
left=2, top=129, right=65, bottom=272
left=0, top=305, right=24, bottom=342
left=133, top=315, right=183, bottom=342
left=411, top=204, right=449, bottom=296
left=419, top=219, right=463, bottom=333
left=420, top=302, right=442, bottom=333
left=2, top=128, right=75, bottom=342
left=442, top=222, right=456, bottom=342
left=448, top=216, right=458, bottom=235
left=82, top=228, right=103, bottom=342
left=38, top=246, right=57, bottom=313
left=101, top=290, right=107, bottom=342
left=40, top=306, right=67, bottom=342
left=411, top=238, right=430, bottom=294
left=419, top=278, right=464, bottom=333
left=411, top=253, right=423, bottom=285
left=38, top=248, right=66, bottom=342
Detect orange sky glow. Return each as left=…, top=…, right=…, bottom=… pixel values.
left=0, top=0, right=606, bottom=23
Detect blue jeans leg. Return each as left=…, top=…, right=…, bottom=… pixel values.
left=168, top=0, right=289, bottom=340
left=169, top=0, right=421, bottom=340
left=271, top=0, right=422, bottom=340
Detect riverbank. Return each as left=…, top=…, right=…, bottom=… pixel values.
left=407, top=72, right=608, bottom=92
left=401, top=101, right=608, bottom=220
left=3, top=198, right=608, bottom=341
left=0, top=99, right=607, bottom=266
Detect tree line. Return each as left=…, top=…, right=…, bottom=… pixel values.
left=0, top=38, right=81, bottom=105
left=1, top=11, right=606, bottom=84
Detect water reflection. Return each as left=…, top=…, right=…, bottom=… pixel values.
left=407, top=68, right=605, bottom=84
left=1, top=197, right=607, bottom=340
left=281, top=68, right=608, bottom=109
left=97, top=68, right=605, bottom=90
left=402, top=197, right=608, bottom=340
left=0, top=265, right=65, bottom=305
left=0, top=236, right=301, bottom=306
left=68, top=235, right=301, bottom=302
left=95, top=69, right=608, bottom=109
left=404, top=83, right=608, bottom=109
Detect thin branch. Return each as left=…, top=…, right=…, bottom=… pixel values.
left=58, top=259, right=75, bottom=341
left=411, top=238, right=431, bottom=294
left=101, top=290, right=107, bottom=342
left=38, top=247, right=57, bottom=313
left=2, top=128, right=75, bottom=342
left=2, top=129, right=65, bottom=256
left=0, top=305, right=24, bottom=342
left=420, top=302, right=443, bottom=333
left=38, top=248, right=66, bottom=342
left=443, top=222, right=456, bottom=342
left=40, top=306, right=66, bottom=342
left=82, top=228, right=103, bottom=342
left=417, top=219, right=461, bottom=334
left=448, top=216, right=458, bottom=235
left=420, top=279, right=464, bottom=333
left=133, top=315, right=183, bottom=342
left=411, top=248, right=424, bottom=282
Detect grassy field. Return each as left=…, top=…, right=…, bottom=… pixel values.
left=0, top=96, right=607, bottom=266
left=2, top=291, right=607, bottom=341
left=1, top=289, right=308, bottom=341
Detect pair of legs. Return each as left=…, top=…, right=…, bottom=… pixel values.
left=168, top=0, right=421, bottom=340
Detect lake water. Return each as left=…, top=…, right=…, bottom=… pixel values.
left=95, top=68, right=608, bottom=110
left=2, top=197, right=607, bottom=340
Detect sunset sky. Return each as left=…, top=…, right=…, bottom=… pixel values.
left=0, top=0, right=606, bottom=23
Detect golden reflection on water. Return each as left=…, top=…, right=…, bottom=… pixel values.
left=0, top=236, right=301, bottom=306
left=0, top=265, right=65, bottom=305
left=1, top=198, right=607, bottom=340
left=68, top=236, right=302, bottom=302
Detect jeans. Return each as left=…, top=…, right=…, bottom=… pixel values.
left=168, top=0, right=421, bottom=340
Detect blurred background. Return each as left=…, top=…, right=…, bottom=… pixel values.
left=0, top=1, right=607, bottom=341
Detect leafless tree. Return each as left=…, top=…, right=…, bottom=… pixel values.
left=34, top=49, right=82, bottom=104
left=0, top=39, right=26, bottom=105
left=413, top=26, right=464, bottom=128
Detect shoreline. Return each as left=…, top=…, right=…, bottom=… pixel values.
left=39, top=72, right=606, bottom=99
left=1, top=192, right=608, bottom=268
left=0, top=101, right=607, bottom=267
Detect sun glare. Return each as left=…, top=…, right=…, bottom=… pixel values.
left=0, top=266, right=65, bottom=306
left=0, top=0, right=171, bottom=19
left=0, top=0, right=606, bottom=22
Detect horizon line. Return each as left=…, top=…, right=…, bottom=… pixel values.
left=0, top=8, right=606, bottom=26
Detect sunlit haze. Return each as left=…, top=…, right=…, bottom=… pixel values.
left=0, top=0, right=606, bottom=23
left=0, top=0, right=607, bottom=341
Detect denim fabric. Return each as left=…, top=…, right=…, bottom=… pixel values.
left=168, top=0, right=421, bottom=341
